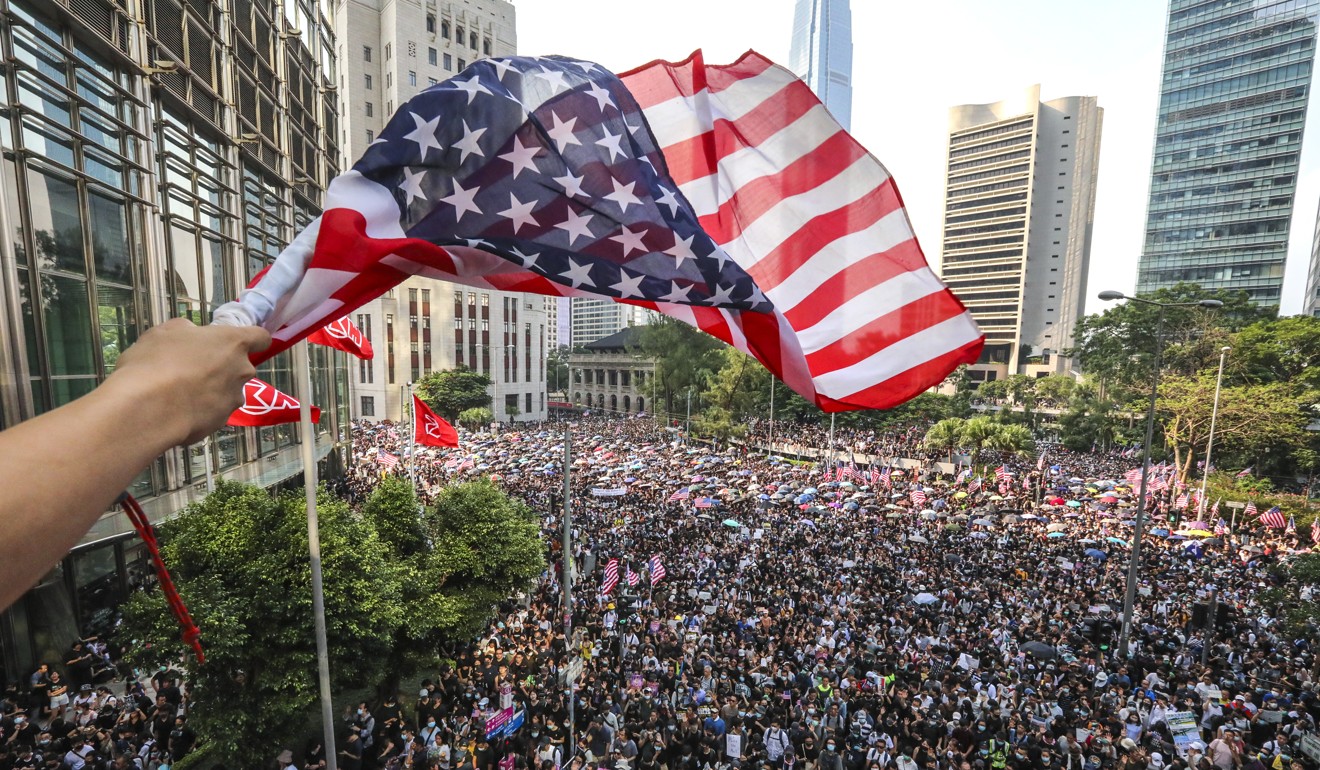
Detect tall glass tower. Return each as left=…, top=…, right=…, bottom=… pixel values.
left=789, top=0, right=853, bottom=130
left=1136, top=0, right=1320, bottom=306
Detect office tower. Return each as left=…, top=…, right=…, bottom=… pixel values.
left=0, top=0, right=345, bottom=678
left=1307, top=215, right=1320, bottom=316
left=789, top=0, right=853, bottom=129
left=1138, top=0, right=1319, bottom=306
left=569, top=298, right=656, bottom=349
left=939, top=86, right=1103, bottom=381
left=336, top=0, right=549, bottom=422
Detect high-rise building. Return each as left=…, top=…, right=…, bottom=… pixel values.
left=789, top=0, right=853, bottom=129
left=1137, top=0, right=1320, bottom=306
left=939, top=85, right=1102, bottom=381
left=335, top=0, right=549, bottom=422
left=0, top=0, right=346, bottom=679
left=569, top=298, right=655, bottom=349
left=1307, top=215, right=1320, bottom=316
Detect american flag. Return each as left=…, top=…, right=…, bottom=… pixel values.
left=994, top=465, right=1011, bottom=482
left=1236, top=467, right=1253, bottom=478
left=377, top=450, right=400, bottom=470
left=1212, top=498, right=1220, bottom=517
left=1175, top=493, right=1189, bottom=510
left=956, top=467, right=971, bottom=484
left=668, top=488, right=690, bottom=502
left=1214, top=518, right=1228, bottom=536
left=215, top=52, right=983, bottom=413
left=694, top=497, right=715, bottom=509
left=626, top=564, right=641, bottom=587
left=1125, top=468, right=1143, bottom=486
left=1244, top=500, right=1258, bottom=518
left=1285, top=514, right=1296, bottom=534
left=967, top=476, right=981, bottom=494
left=1312, top=517, right=1320, bottom=543
left=1260, top=506, right=1286, bottom=529
left=869, top=465, right=881, bottom=485
left=1022, top=476, right=1032, bottom=491
left=649, top=554, right=667, bottom=584
left=1036, top=451, right=1046, bottom=471
left=1151, top=475, right=1168, bottom=493
left=601, top=558, right=620, bottom=594
left=880, top=466, right=892, bottom=488
left=910, top=488, right=927, bottom=506
left=459, top=457, right=476, bottom=471
left=842, top=464, right=861, bottom=482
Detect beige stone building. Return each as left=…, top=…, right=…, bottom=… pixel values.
left=567, top=327, right=656, bottom=416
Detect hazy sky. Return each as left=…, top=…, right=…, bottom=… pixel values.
left=515, top=0, right=1320, bottom=315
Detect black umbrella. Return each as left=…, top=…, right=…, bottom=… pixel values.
left=1021, top=641, right=1058, bottom=659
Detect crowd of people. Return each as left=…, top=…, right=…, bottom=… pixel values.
left=3, top=415, right=1319, bottom=770
left=333, top=416, right=1319, bottom=770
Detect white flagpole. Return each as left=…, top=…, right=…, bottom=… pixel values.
left=202, top=435, right=215, bottom=494
left=294, top=341, right=338, bottom=770
left=406, top=382, right=417, bottom=493
left=767, top=379, right=775, bottom=459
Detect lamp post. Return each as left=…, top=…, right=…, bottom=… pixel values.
left=1197, top=346, right=1231, bottom=521
left=1096, top=290, right=1222, bottom=658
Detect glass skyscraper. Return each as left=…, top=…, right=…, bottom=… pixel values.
left=1136, top=0, right=1320, bottom=305
left=789, top=0, right=853, bottom=130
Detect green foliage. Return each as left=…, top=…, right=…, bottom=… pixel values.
left=457, top=407, right=493, bottom=429
left=118, top=482, right=403, bottom=767
left=1228, top=315, right=1320, bottom=392
left=415, top=367, right=492, bottom=421
left=1258, top=555, right=1320, bottom=638
left=638, top=316, right=724, bottom=416
left=923, top=418, right=967, bottom=462
left=546, top=345, right=571, bottom=394
left=1056, top=382, right=1123, bottom=453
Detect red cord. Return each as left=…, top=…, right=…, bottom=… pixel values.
left=119, top=494, right=206, bottom=664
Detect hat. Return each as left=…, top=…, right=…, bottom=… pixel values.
left=1120, top=739, right=1137, bottom=751
left=420, top=689, right=429, bottom=697
left=1150, top=753, right=1164, bottom=767
left=277, top=750, right=294, bottom=764
left=1190, top=742, right=1206, bottom=752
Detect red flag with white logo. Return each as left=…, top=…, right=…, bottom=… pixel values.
left=307, top=316, right=374, bottom=360
left=412, top=394, right=459, bottom=448
left=227, top=378, right=321, bottom=427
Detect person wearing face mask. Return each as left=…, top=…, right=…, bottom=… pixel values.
left=819, top=739, right=845, bottom=770
left=420, top=716, right=442, bottom=748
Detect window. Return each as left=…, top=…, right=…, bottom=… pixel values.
left=456, top=25, right=465, bottom=43
left=408, top=71, right=416, bottom=86
left=363, top=45, right=372, bottom=62
left=366, top=129, right=374, bottom=143
left=483, top=38, right=492, bottom=55
left=386, top=72, right=391, bottom=88
left=365, top=102, right=373, bottom=117
left=428, top=47, right=437, bottom=66
left=457, top=58, right=466, bottom=71
left=442, top=20, right=450, bottom=38
left=469, top=31, right=478, bottom=49
left=364, top=73, right=372, bottom=89
left=386, top=100, right=392, bottom=114
left=426, top=13, right=436, bottom=33
left=444, top=53, right=452, bottom=70
left=361, top=396, right=375, bottom=416
left=385, top=43, right=391, bottom=60
left=428, top=77, right=437, bottom=86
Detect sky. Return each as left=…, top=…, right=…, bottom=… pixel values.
left=514, top=0, right=1320, bottom=316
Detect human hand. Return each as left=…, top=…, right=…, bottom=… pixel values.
left=104, top=318, right=271, bottom=446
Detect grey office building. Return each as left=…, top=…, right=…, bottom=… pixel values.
left=1137, top=0, right=1320, bottom=306
left=789, top=0, right=852, bottom=130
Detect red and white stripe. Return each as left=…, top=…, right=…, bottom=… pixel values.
left=221, top=52, right=981, bottom=412
left=601, top=558, right=620, bottom=594
left=649, top=554, right=667, bottom=584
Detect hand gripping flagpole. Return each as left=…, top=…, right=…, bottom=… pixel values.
left=294, top=341, right=339, bottom=770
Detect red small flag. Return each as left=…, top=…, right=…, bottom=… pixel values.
left=227, top=378, right=320, bottom=427
left=307, top=316, right=374, bottom=360
left=412, top=394, right=459, bottom=448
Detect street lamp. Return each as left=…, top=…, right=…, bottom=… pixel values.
left=1197, top=346, right=1231, bottom=522
left=1096, top=290, right=1223, bottom=658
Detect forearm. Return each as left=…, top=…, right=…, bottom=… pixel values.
left=0, top=378, right=180, bottom=609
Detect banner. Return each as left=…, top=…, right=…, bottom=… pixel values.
left=591, top=487, right=628, bottom=497
left=1166, top=712, right=1199, bottom=757
left=485, top=707, right=514, bottom=740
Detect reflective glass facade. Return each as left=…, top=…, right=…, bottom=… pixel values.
left=788, top=0, right=853, bottom=130
left=0, top=0, right=348, bottom=683
left=1137, top=0, right=1320, bottom=305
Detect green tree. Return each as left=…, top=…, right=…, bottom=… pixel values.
left=1158, top=374, right=1311, bottom=482
left=359, top=477, right=544, bottom=693
left=1229, top=315, right=1320, bottom=392
left=118, top=483, right=404, bottom=767
left=960, top=416, right=1001, bottom=468
left=988, top=423, right=1035, bottom=459
left=1068, top=283, right=1271, bottom=400
left=977, top=379, right=1009, bottom=404
left=1034, top=374, right=1076, bottom=408
left=415, top=367, right=492, bottom=421
left=546, top=345, right=572, bottom=395
left=923, top=418, right=967, bottom=463
left=639, top=317, right=724, bottom=416
left=1056, top=383, right=1122, bottom=452
left=458, top=407, right=493, bottom=429
left=702, top=347, right=773, bottom=420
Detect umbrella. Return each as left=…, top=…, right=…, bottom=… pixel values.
left=722, top=518, right=742, bottom=528
left=1150, top=528, right=1170, bottom=537
left=945, top=553, right=963, bottom=563
left=1185, top=521, right=1208, bottom=530
left=1084, top=548, right=1108, bottom=561
left=1178, top=529, right=1214, bottom=538
left=1021, top=641, right=1058, bottom=659
left=989, top=495, right=1004, bottom=501
left=972, top=518, right=994, bottom=526
left=1106, top=537, right=1129, bottom=546
left=1066, top=500, right=1083, bottom=508
left=969, top=531, right=990, bottom=539
left=886, top=512, right=904, bottom=519
left=913, top=592, right=938, bottom=605
left=1046, top=523, right=1068, bottom=532
left=1046, top=531, right=1068, bottom=538
left=909, top=535, right=930, bottom=544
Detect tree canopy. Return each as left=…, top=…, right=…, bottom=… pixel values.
left=415, top=367, right=492, bottom=421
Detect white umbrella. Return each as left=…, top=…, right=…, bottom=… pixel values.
left=913, top=592, right=939, bottom=605
left=909, top=534, right=930, bottom=544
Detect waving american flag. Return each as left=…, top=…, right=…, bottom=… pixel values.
left=215, top=52, right=981, bottom=412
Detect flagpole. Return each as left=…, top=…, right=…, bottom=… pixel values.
left=561, top=422, right=575, bottom=763
left=294, top=341, right=338, bottom=770
left=828, top=413, right=836, bottom=468
left=767, top=379, right=775, bottom=459
left=1197, top=347, right=1230, bottom=519
left=406, top=382, right=417, bottom=494
left=203, top=435, right=215, bottom=494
